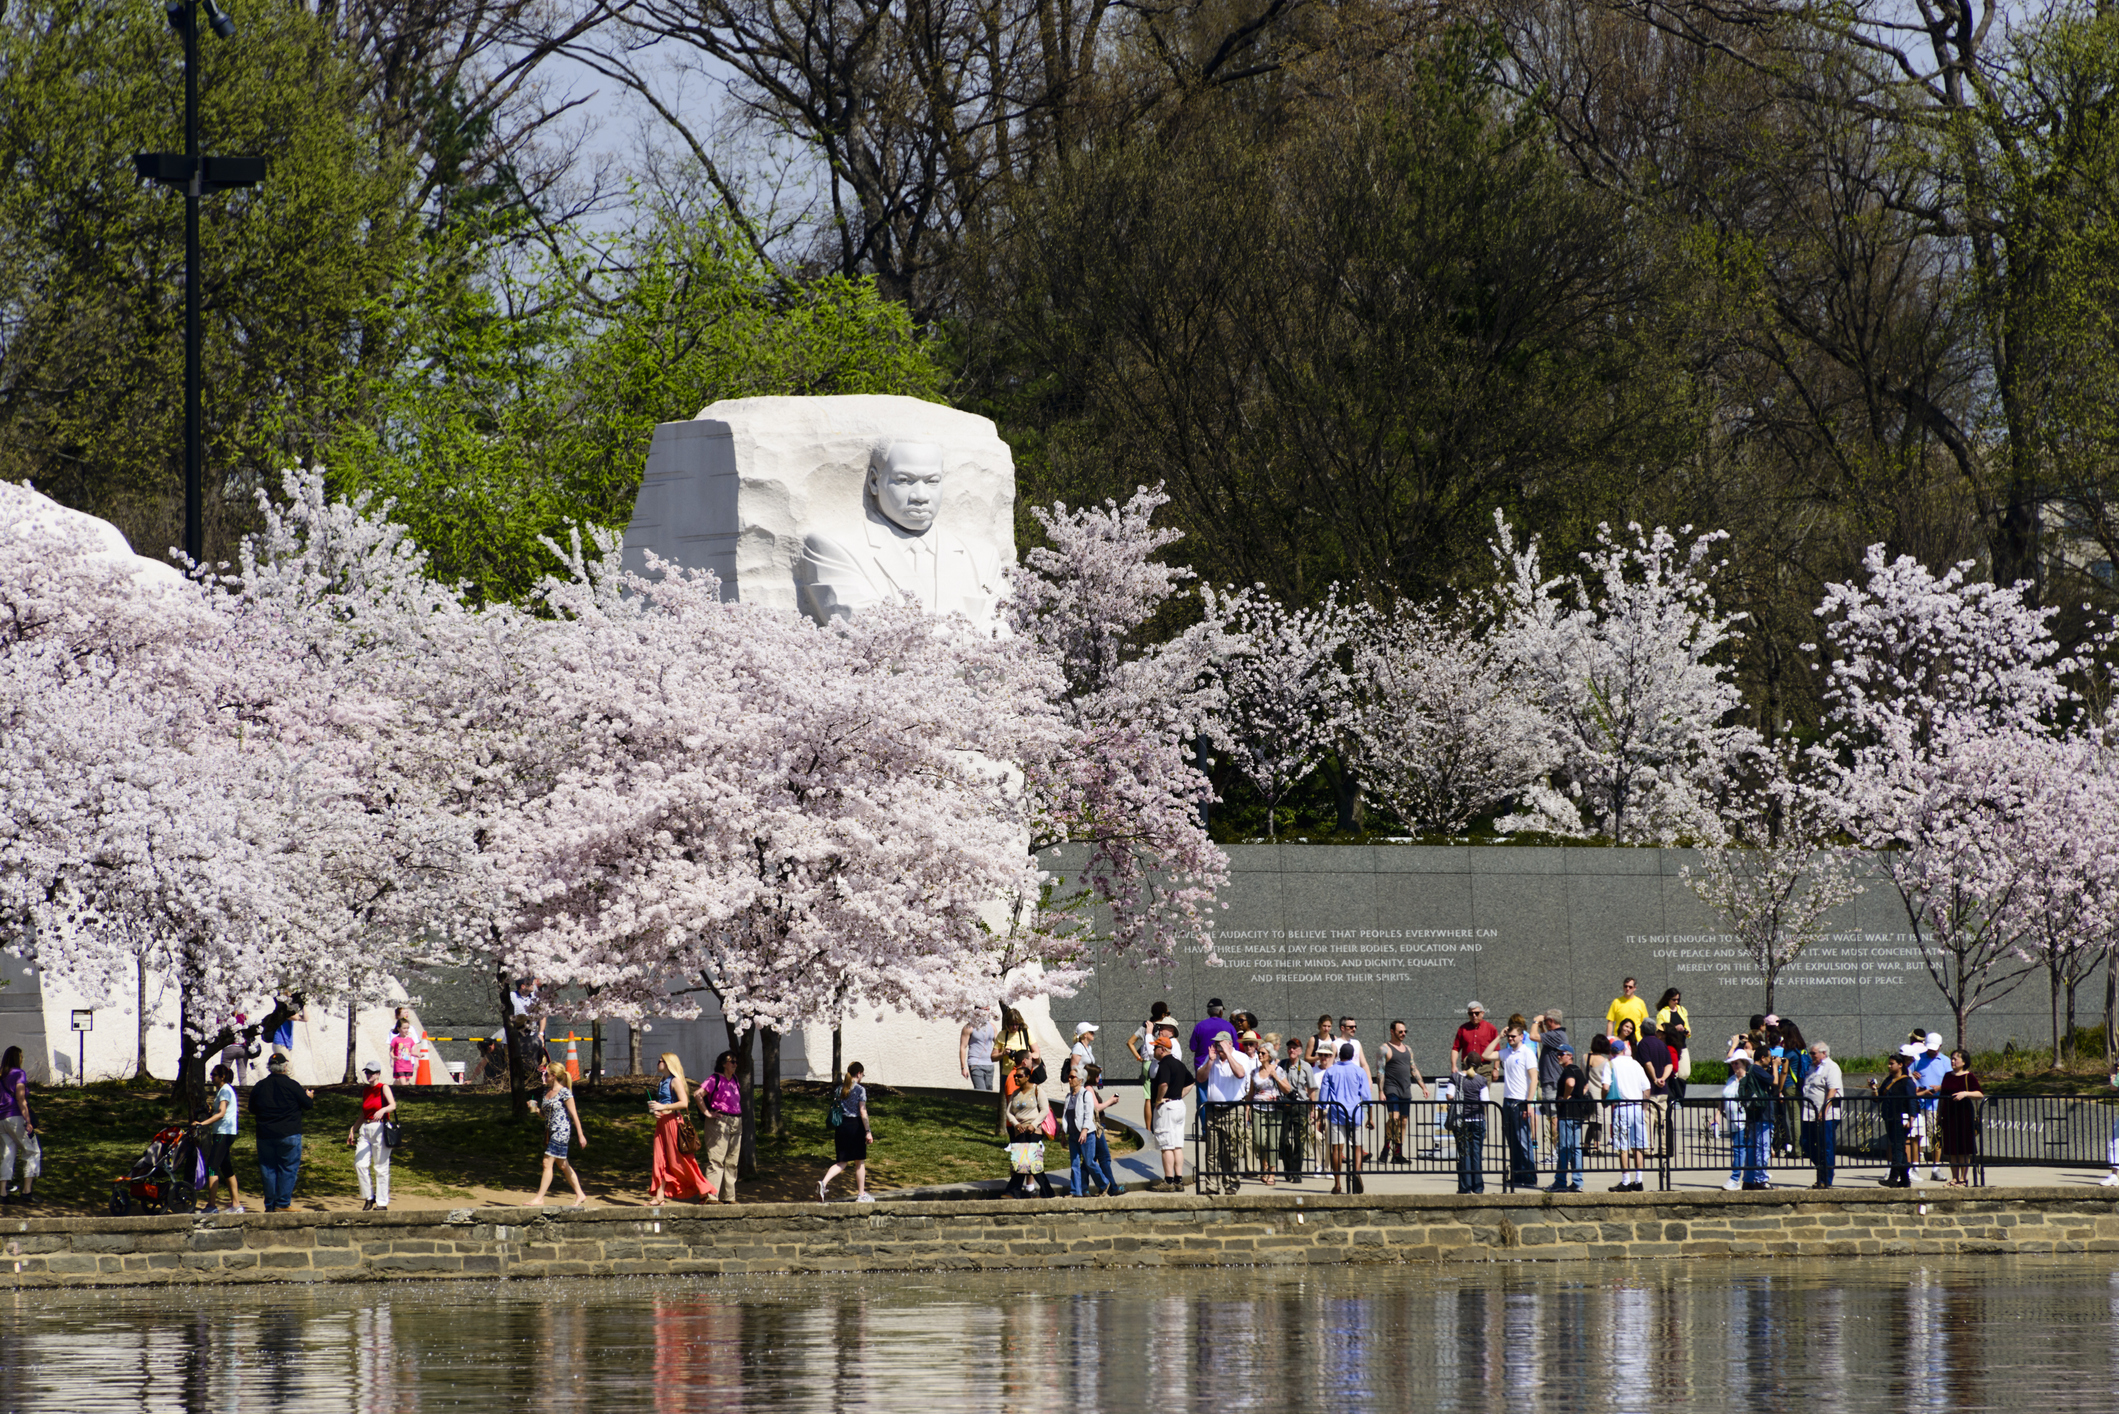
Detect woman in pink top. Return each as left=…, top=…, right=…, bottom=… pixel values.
left=388, top=1018, right=418, bottom=1086
left=694, top=1050, right=746, bottom=1203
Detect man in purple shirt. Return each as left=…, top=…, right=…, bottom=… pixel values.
left=1188, top=999, right=1237, bottom=1068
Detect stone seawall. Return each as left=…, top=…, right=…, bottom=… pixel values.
left=5, top=1189, right=2117, bottom=1289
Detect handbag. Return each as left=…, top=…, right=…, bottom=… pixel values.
left=677, top=1118, right=702, bottom=1154
left=1040, top=1105, right=1057, bottom=1138
left=380, top=1121, right=403, bottom=1149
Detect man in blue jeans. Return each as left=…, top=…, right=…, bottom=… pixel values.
left=1498, top=1023, right=1539, bottom=1190
left=1733, top=1055, right=1777, bottom=1189
left=1451, top=1066, right=1489, bottom=1193
left=248, top=1052, right=314, bottom=1211
left=1800, top=1040, right=1844, bottom=1188
left=1547, top=1043, right=1587, bottom=1192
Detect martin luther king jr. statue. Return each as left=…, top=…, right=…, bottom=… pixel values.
left=793, top=440, right=1005, bottom=626
left=620, top=394, right=1017, bottom=631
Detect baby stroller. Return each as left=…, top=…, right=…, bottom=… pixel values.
left=109, top=1123, right=207, bottom=1216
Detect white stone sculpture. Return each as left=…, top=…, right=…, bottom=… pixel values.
left=3, top=484, right=187, bottom=593
left=622, top=395, right=1016, bottom=628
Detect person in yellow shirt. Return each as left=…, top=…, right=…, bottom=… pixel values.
left=1606, top=977, right=1650, bottom=1038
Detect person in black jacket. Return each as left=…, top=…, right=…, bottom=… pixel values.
left=249, top=1053, right=315, bottom=1212
left=1873, top=1052, right=1920, bottom=1187
left=1547, top=1045, right=1590, bottom=1193
left=1734, top=1055, right=1779, bottom=1189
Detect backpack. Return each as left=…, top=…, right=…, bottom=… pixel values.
left=826, top=1093, right=845, bottom=1128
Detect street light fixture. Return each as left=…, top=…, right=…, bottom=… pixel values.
left=132, top=0, right=263, bottom=569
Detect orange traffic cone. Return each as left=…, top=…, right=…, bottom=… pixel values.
left=565, top=1033, right=581, bottom=1080
left=413, top=1029, right=434, bottom=1086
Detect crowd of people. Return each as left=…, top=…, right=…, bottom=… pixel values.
left=991, top=979, right=2003, bottom=1198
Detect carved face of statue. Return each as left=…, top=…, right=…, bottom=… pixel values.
left=868, top=442, right=945, bottom=533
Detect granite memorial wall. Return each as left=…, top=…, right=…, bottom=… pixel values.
left=1049, top=844, right=2083, bottom=1066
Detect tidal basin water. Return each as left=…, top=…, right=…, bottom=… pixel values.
left=5, top=1257, right=2118, bottom=1412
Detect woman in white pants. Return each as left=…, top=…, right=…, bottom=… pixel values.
left=347, top=1060, right=397, bottom=1210
left=0, top=1046, right=35, bottom=1205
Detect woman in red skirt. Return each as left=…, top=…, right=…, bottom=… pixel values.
left=647, top=1053, right=710, bottom=1203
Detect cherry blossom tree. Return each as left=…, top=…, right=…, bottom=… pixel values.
left=1814, top=546, right=2078, bottom=747
left=2, top=481, right=364, bottom=1098
left=1681, top=748, right=1862, bottom=1012
left=1846, top=720, right=2052, bottom=1051
left=1489, top=514, right=1758, bottom=843
left=1202, top=586, right=1346, bottom=839
left=2010, top=735, right=2119, bottom=1065
left=480, top=532, right=1065, bottom=1034
left=1340, top=599, right=1555, bottom=836
left=1815, top=545, right=2104, bottom=1051
left=1006, top=486, right=1231, bottom=966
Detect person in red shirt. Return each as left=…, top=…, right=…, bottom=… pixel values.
left=1451, top=1002, right=1499, bottom=1075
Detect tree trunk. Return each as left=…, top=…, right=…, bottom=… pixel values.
left=2106, top=958, right=2116, bottom=1076
left=1331, top=756, right=1362, bottom=835
left=175, top=972, right=204, bottom=1118
left=499, top=965, right=528, bottom=1125
left=761, top=1028, right=783, bottom=1138
left=727, top=1020, right=757, bottom=1180
left=342, top=997, right=359, bottom=1085
left=2053, top=965, right=2065, bottom=1071
left=626, top=1022, right=644, bottom=1077
left=134, top=955, right=150, bottom=1081
left=831, top=1024, right=842, bottom=1084
left=1194, top=737, right=1213, bottom=831
left=589, top=1018, right=604, bottom=1090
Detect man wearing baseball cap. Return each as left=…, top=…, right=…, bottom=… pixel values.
left=1148, top=1032, right=1193, bottom=1191
left=249, top=1051, right=314, bottom=1213
left=1547, top=1042, right=1589, bottom=1193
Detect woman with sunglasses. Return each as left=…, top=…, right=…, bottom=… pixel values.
left=1003, top=1053, right=1054, bottom=1198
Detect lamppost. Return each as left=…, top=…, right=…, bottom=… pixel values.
left=132, top=0, right=263, bottom=568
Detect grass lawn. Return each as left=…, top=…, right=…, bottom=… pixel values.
left=14, top=1077, right=1134, bottom=1214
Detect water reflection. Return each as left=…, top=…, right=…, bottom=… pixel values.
left=5, top=1257, right=2118, bottom=1413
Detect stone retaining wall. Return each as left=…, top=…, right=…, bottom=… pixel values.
left=5, top=1188, right=2117, bottom=1289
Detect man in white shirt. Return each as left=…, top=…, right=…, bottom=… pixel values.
left=1605, top=1047, right=1653, bottom=1192
left=1195, top=1031, right=1254, bottom=1195
left=1800, top=1041, right=1844, bottom=1189
left=1913, top=1031, right=1951, bottom=1180
left=1498, top=1023, right=1540, bottom=1190
left=1336, top=1016, right=1376, bottom=1090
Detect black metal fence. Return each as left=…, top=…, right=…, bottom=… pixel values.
left=1184, top=1093, right=2119, bottom=1194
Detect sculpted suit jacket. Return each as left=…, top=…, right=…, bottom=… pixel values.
left=796, top=510, right=1004, bottom=624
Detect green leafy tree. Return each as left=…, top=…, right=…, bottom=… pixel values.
left=323, top=212, right=945, bottom=604
left=965, top=33, right=1697, bottom=607
left=0, top=0, right=430, bottom=563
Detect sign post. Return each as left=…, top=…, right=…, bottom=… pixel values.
left=70, top=1010, right=92, bottom=1086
